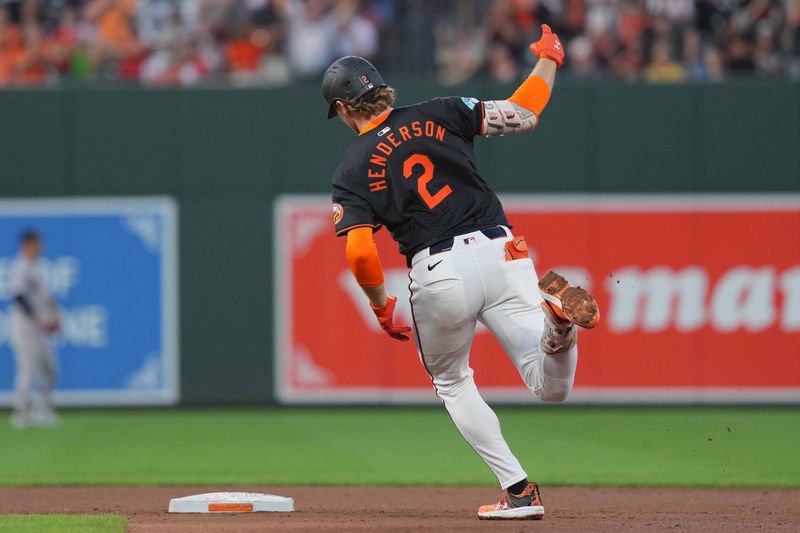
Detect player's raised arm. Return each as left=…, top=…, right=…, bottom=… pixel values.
left=480, top=24, right=564, bottom=137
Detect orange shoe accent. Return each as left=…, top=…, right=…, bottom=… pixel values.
left=538, top=271, right=601, bottom=329
left=542, top=300, right=569, bottom=322
left=477, top=482, right=545, bottom=520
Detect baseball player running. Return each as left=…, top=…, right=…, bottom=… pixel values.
left=9, top=230, right=60, bottom=428
left=324, top=25, right=599, bottom=520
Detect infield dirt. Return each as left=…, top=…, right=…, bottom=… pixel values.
left=1, top=486, right=798, bottom=532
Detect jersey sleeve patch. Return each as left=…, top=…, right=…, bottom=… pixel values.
left=332, top=203, right=344, bottom=225
left=460, top=96, right=480, bottom=110
left=332, top=183, right=380, bottom=237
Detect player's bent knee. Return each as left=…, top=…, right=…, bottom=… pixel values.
left=541, top=391, right=569, bottom=403
left=537, top=386, right=570, bottom=403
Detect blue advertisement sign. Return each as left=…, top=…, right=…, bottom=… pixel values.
left=0, top=198, right=178, bottom=406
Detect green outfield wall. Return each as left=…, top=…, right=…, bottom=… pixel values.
left=1, top=82, right=798, bottom=404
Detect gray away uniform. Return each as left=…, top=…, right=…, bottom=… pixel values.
left=10, top=255, right=57, bottom=421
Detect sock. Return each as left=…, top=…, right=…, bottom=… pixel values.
left=508, top=478, right=529, bottom=495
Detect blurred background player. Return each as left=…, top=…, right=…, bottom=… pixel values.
left=9, top=230, right=61, bottom=428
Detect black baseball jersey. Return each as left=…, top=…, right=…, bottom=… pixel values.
left=331, top=96, right=509, bottom=262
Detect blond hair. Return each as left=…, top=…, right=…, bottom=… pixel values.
left=346, top=86, right=396, bottom=118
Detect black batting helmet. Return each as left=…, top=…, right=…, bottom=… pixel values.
left=19, top=229, right=41, bottom=244
left=321, top=56, right=386, bottom=119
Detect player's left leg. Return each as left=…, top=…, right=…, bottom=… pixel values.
left=473, top=258, right=574, bottom=520
left=476, top=247, right=599, bottom=519
left=420, top=346, right=529, bottom=488
left=408, top=247, right=529, bottom=491
left=10, top=335, right=35, bottom=428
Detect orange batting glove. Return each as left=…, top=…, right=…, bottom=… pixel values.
left=531, top=24, right=564, bottom=68
left=371, top=295, right=412, bottom=341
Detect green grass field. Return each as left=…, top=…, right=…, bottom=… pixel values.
left=0, top=515, right=126, bottom=533
left=0, top=407, right=798, bottom=488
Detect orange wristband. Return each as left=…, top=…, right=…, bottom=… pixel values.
left=346, top=227, right=385, bottom=288
left=507, top=75, right=551, bottom=116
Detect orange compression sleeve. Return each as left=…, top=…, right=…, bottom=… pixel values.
left=507, top=75, right=551, bottom=116
left=346, top=227, right=385, bottom=288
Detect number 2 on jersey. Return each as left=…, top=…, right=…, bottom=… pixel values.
left=403, top=154, right=452, bottom=210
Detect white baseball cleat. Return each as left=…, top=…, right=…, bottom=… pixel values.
left=477, top=482, right=544, bottom=520
left=10, top=412, right=31, bottom=429
left=31, top=409, right=60, bottom=427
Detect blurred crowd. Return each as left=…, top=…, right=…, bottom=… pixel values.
left=1, top=0, right=799, bottom=88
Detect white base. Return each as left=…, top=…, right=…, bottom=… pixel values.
left=168, top=492, right=294, bottom=513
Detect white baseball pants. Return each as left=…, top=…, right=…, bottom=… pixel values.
left=408, top=228, right=578, bottom=489
left=10, top=320, right=57, bottom=418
